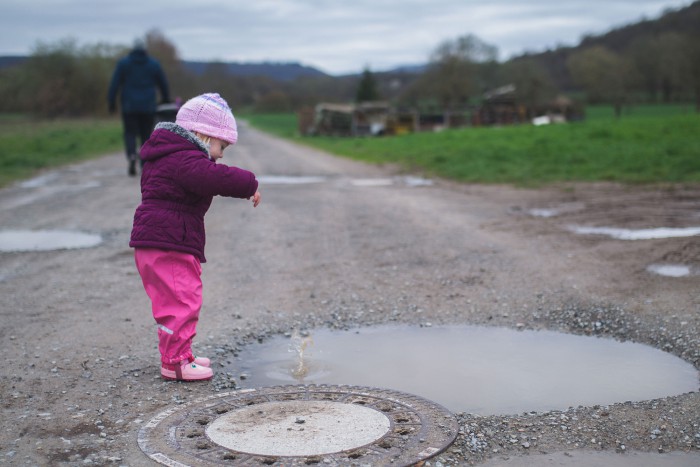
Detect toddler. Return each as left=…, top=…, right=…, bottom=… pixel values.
left=130, top=93, right=261, bottom=381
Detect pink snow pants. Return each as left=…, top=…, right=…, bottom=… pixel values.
left=134, top=248, right=202, bottom=366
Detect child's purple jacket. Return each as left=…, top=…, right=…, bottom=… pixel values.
left=129, top=122, right=258, bottom=262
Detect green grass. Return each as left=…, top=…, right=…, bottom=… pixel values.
left=1, top=105, right=697, bottom=189
left=245, top=105, right=700, bottom=186
left=0, top=116, right=122, bottom=187
left=585, top=103, right=696, bottom=120
left=242, top=112, right=299, bottom=139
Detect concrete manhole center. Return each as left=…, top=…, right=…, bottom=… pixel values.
left=138, top=384, right=458, bottom=466
left=207, top=400, right=391, bottom=456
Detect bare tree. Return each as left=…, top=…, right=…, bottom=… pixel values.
left=427, top=34, right=498, bottom=111
left=145, top=29, right=179, bottom=66
left=681, top=33, right=700, bottom=112
left=144, top=29, right=194, bottom=102
left=501, top=58, right=556, bottom=118
left=567, top=46, right=635, bottom=117
left=6, top=39, right=118, bottom=117
left=656, top=32, right=689, bottom=102
left=627, top=35, right=663, bottom=101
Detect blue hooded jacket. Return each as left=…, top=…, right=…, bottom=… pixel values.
left=108, top=47, right=170, bottom=114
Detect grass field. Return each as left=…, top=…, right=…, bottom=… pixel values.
left=244, top=104, right=700, bottom=186
left=0, top=104, right=697, bottom=188
left=0, top=116, right=122, bottom=187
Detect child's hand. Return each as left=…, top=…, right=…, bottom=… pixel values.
left=250, top=191, right=261, bottom=207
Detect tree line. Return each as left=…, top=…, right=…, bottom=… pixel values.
left=1, top=3, right=699, bottom=120
left=397, top=22, right=700, bottom=118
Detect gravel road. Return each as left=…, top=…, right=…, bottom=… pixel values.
left=0, top=123, right=698, bottom=466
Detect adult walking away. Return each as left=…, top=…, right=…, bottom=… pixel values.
left=108, top=40, right=170, bottom=176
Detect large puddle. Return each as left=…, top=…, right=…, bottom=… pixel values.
left=0, top=229, right=102, bottom=252
left=232, top=325, right=699, bottom=415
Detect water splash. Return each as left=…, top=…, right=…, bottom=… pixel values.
left=288, top=330, right=314, bottom=380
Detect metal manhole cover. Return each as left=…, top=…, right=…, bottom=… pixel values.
left=138, top=384, right=458, bottom=466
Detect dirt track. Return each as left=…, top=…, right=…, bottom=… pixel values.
left=0, top=123, right=698, bottom=465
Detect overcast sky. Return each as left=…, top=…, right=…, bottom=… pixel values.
left=0, top=0, right=693, bottom=75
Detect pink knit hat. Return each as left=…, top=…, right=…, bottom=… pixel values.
left=176, top=93, right=238, bottom=144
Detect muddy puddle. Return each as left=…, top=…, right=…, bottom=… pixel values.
left=569, top=225, right=700, bottom=240
left=0, top=229, right=102, bottom=252
left=350, top=178, right=395, bottom=187
left=231, top=325, right=699, bottom=415
left=349, top=177, right=433, bottom=187
left=528, top=208, right=560, bottom=218
left=647, top=264, right=693, bottom=277
left=256, top=175, right=433, bottom=187
left=257, top=175, right=326, bottom=185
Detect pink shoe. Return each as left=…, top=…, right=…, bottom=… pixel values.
left=161, top=360, right=213, bottom=382
left=193, top=356, right=210, bottom=367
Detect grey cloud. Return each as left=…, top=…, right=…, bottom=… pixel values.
left=0, top=0, right=692, bottom=74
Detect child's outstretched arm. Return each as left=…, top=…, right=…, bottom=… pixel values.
left=250, top=191, right=261, bottom=207
left=178, top=155, right=258, bottom=200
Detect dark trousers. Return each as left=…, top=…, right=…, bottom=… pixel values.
left=122, top=113, right=155, bottom=165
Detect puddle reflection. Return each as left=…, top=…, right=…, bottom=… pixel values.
left=258, top=175, right=326, bottom=185
left=647, top=264, right=692, bottom=277
left=350, top=178, right=394, bottom=187
left=569, top=225, right=700, bottom=240
left=0, top=229, right=102, bottom=252
left=529, top=208, right=559, bottom=217
left=233, top=325, right=699, bottom=415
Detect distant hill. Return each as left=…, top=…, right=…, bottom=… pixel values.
left=511, top=0, right=700, bottom=91
left=578, top=0, right=700, bottom=53
left=385, top=64, right=427, bottom=74
left=0, top=56, right=28, bottom=69
left=181, top=61, right=328, bottom=81
left=0, top=55, right=327, bottom=82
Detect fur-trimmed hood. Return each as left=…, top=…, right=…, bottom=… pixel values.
left=143, top=122, right=210, bottom=159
